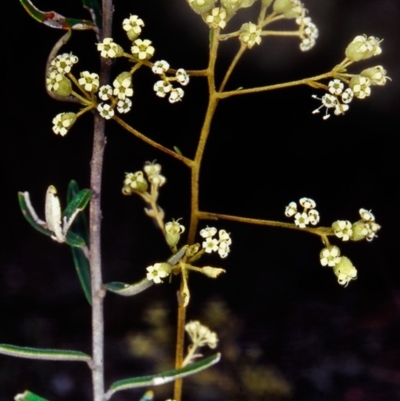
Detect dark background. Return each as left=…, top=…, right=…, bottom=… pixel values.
left=1, top=1, right=399, bottom=400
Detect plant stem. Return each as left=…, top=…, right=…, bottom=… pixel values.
left=90, top=2, right=113, bottom=401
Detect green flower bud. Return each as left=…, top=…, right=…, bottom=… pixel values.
left=350, top=221, right=369, bottom=241
left=332, top=256, right=357, bottom=287
left=55, top=76, right=72, bottom=97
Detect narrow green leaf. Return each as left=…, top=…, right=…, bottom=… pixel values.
left=106, top=353, right=220, bottom=397
left=18, top=192, right=52, bottom=237
left=82, top=0, right=102, bottom=28
left=0, top=344, right=91, bottom=362
left=14, top=390, right=50, bottom=401
left=173, top=146, right=183, bottom=155
left=104, top=278, right=153, bottom=296
left=65, top=231, right=86, bottom=247
left=67, top=180, right=91, bottom=304
left=63, top=188, right=91, bottom=221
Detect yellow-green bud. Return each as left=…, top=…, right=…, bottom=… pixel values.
left=332, top=256, right=357, bottom=287
left=115, top=72, right=132, bottom=87
left=202, top=266, right=226, bottom=278
left=55, top=76, right=72, bottom=97
left=345, top=35, right=382, bottom=62
left=350, top=221, right=369, bottom=241
left=273, top=0, right=303, bottom=18
left=360, top=66, right=388, bottom=86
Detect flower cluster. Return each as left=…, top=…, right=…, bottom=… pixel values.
left=200, top=227, right=232, bottom=258
left=285, top=197, right=320, bottom=228
left=332, top=208, right=380, bottom=242
left=296, top=15, right=319, bottom=51
left=152, top=60, right=189, bottom=103
left=312, top=35, right=388, bottom=120
left=319, top=246, right=357, bottom=287
left=312, top=79, right=354, bottom=120
left=46, top=53, right=78, bottom=98
left=185, top=320, right=218, bottom=349
left=122, top=161, right=166, bottom=196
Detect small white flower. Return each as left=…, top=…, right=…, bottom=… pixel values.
left=98, top=85, right=113, bottom=101
left=332, top=220, right=353, bottom=241
left=97, top=103, right=114, bottom=120
left=153, top=80, right=172, bottom=98
left=350, top=76, right=371, bottom=99
left=78, top=71, right=100, bottom=93
left=185, top=320, right=218, bottom=349
left=239, top=22, right=262, bottom=49
left=122, top=171, right=148, bottom=194
left=218, top=240, right=230, bottom=258
left=365, top=222, right=381, bottom=241
left=46, top=71, right=63, bottom=92
left=218, top=229, right=232, bottom=245
left=122, top=15, right=144, bottom=40
left=359, top=208, right=375, bottom=222
left=333, top=256, right=357, bottom=287
left=320, top=246, right=341, bottom=267
left=152, top=60, right=170, bottom=75
left=50, top=53, right=78, bottom=74
left=169, top=87, right=184, bottom=103
left=294, top=212, right=309, bottom=228
left=308, top=209, right=320, bottom=225
left=144, top=161, right=162, bottom=177
left=328, top=79, right=344, bottom=96
left=285, top=201, right=297, bottom=217
left=205, top=7, right=227, bottom=29
left=203, top=238, right=219, bottom=253
left=341, top=88, right=354, bottom=104
left=299, top=197, right=316, bottom=210
left=52, top=112, right=77, bottom=136
left=200, top=227, right=217, bottom=238
left=117, top=98, right=132, bottom=114
left=113, top=74, right=134, bottom=100
left=131, top=39, right=155, bottom=60
left=97, top=38, right=122, bottom=58
left=146, top=263, right=170, bottom=284
left=176, top=69, right=190, bottom=86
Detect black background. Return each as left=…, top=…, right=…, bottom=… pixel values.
left=1, top=1, right=400, bottom=400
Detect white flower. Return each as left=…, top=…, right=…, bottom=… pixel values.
left=308, top=209, right=320, bottom=225
left=152, top=60, right=170, bottom=75
left=294, top=212, right=309, bottom=228
left=122, top=15, right=144, bottom=40
left=146, top=263, right=170, bottom=284
left=200, top=227, right=217, bottom=238
left=98, top=85, right=113, bottom=101
left=122, top=171, right=148, bottom=194
left=46, top=71, right=63, bottom=92
left=218, top=240, right=230, bottom=258
left=320, top=246, right=341, bottom=267
left=176, top=69, right=190, bottom=86
left=359, top=208, right=375, bottom=222
left=341, top=88, right=354, bottom=104
left=312, top=92, right=350, bottom=120
left=218, top=229, right=232, bottom=245
left=328, top=79, right=344, bottom=96
left=97, top=103, right=114, bottom=120
left=144, top=161, right=162, bottom=177
left=113, top=74, right=134, bottom=100
left=153, top=80, right=172, bottom=98
left=169, top=87, right=184, bottom=103
left=116, top=98, right=132, bottom=114
left=365, top=222, right=381, bottom=241
left=350, top=76, right=371, bottom=99
left=299, top=197, right=316, bottom=210
left=97, top=38, right=122, bottom=58
left=205, top=7, right=227, bottom=29
left=131, top=39, right=155, bottom=60
left=50, top=53, right=78, bottom=74
left=78, top=71, right=100, bottom=93
left=332, top=220, right=353, bottom=241
left=296, top=16, right=318, bottom=51
left=203, top=238, right=219, bottom=253
left=285, top=201, right=297, bottom=217
left=52, top=112, right=77, bottom=136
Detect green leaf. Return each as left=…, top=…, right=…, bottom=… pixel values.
left=67, top=181, right=91, bottom=304
left=104, top=278, right=153, bottom=296
left=105, top=353, right=220, bottom=397
left=0, top=344, right=91, bottom=362
left=82, top=0, right=102, bottom=29
left=138, top=390, right=154, bottom=401
left=14, top=390, right=50, bottom=401
left=63, top=188, right=91, bottom=221
left=18, top=192, right=52, bottom=237
left=65, top=231, right=86, bottom=247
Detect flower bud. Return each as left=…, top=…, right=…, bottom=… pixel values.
left=350, top=221, right=369, bottom=241
left=360, top=66, right=388, bottom=86
left=122, top=171, right=148, bottom=195
left=55, top=76, right=73, bottom=97
left=332, top=256, right=357, bottom=287
left=202, top=266, right=226, bottom=278
left=345, top=35, right=382, bottom=62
